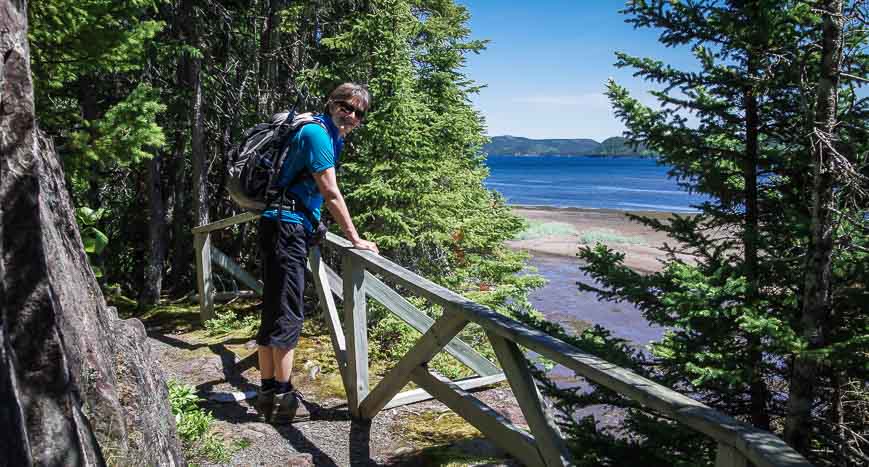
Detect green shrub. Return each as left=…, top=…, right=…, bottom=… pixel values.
left=514, top=221, right=578, bottom=240
left=204, top=309, right=258, bottom=337
left=579, top=228, right=646, bottom=245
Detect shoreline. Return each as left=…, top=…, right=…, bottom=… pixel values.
left=506, top=205, right=690, bottom=273
left=507, top=203, right=692, bottom=216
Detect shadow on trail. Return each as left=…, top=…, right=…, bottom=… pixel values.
left=151, top=330, right=386, bottom=465
left=273, top=402, right=381, bottom=466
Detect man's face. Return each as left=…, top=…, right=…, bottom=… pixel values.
left=330, top=97, right=366, bottom=137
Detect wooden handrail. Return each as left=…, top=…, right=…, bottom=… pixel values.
left=321, top=232, right=813, bottom=467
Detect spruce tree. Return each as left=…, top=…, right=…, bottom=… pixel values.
left=304, top=0, right=538, bottom=301
left=516, top=1, right=867, bottom=466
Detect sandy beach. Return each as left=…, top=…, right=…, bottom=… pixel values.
left=506, top=206, right=685, bottom=273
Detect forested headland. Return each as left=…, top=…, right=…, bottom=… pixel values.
left=484, top=135, right=653, bottom=156
left=12, top=0, right=869, bottom=466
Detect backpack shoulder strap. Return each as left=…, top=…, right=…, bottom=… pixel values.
left=288, top=112, right=327, bottom=133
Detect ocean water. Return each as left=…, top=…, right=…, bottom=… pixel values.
left=484, top=154, right=706, bottom=212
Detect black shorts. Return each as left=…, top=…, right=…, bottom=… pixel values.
left=256, top=218, right=310, bottom=349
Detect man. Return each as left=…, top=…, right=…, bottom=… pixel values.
left=255, top=82, right=378, bottom=423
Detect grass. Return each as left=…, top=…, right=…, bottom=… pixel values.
left=513, top=221, right=649, bottom=246
left=400, top=411, right=481, bottom=446
left=579, top=228, right=647, bottom=246
left=391, top=410, right=509, bottom=466
left=514, top=220, right=578, bottom=240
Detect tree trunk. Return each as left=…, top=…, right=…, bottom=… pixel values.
left=0, top=2, right=183, bottom=463
left=168, top=129, right=190, bottom=291
left=168, top=0, right=198, bottom=292
left=190, top=46, right=208, bottom=231
left=260, top=0, right=283, bottom=113
left=744, top=64, right=769, bottom=430
left=139, top=153, right=168, bottom=306
left=784, top=0, right=844, bottom=455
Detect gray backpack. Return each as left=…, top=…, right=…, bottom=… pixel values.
left=226, top=111, right=326, bottom=212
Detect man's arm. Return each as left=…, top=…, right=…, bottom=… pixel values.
left=313, top=167, right=378, bottom=253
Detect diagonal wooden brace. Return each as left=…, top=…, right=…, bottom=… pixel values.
left=358, top=308, right=468, bottom=419
left=364, top=273, right=501, bottom=377
left=410, top=367, right=545, bottom=467
left=309, top=247, right=350, bottom=394
left=489, top=332, right=571, bottom=466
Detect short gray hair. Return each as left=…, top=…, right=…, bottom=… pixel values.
left=325, top=82, right=370, bottom=113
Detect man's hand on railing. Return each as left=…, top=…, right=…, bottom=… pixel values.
left=352, top=238, right=379, bottom=254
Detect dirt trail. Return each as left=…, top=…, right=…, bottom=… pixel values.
left=146, top=314, right=525, bottom=466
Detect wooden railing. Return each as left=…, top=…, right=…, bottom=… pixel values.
left=192, top=213, right=814, bottom=467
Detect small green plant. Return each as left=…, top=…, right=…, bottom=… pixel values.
left=167, top=380, right=232, bottom=463
left=203, top=309, right=259, bottom=337
left=514, top=221, right=578, bottom=240
left=168, top=380, right=211, bottom=442
left=74, top=206, right=109, bottom=277
left=579, top=228, right=647, bottom=246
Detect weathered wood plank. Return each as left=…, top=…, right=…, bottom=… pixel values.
left=488, top=332, right=570, bottom=467
left=364, top=273, right=501, bottom=377
left=382, top=373, right=506, bottom=410
left=329, top=238, right=461, bottom=312
left=343, top=254, right=369, bottom=417
left=194, top=233, right=214, bottom=321
left=303, top=256, right=342, bottom=301
left=323, top=263, right=343, bottom=300
left=191, top=211, right=260, bottom=234
left=191, top=291, right=258, bottom=303
left=309, top=247, right=349, bottom=392
left=411, top=367, right=544, bottom=467
left=716, top=443, right=749, bottom=467
left=312, top=262, right=498, bottom=378
left=358, top=309, right=468, bottom=420
left=211, top=247, right=263, bottom=295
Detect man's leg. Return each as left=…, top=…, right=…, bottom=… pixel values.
left=273, top=347, right=295, bottom=384
left=269, top=223, right=311, bottom=422
left=254, top=217, right=282, bottom=420
left=258, top=346, right=275, bottom=380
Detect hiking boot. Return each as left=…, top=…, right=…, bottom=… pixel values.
left=271, top=390, right=312, bottom=424
left=254, top=387, right=276, bottom=422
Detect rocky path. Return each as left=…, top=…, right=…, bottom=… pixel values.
left=148, top=324, right=526, bottom=466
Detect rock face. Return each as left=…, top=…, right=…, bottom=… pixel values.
left=0, top=3, right=183, bottom=465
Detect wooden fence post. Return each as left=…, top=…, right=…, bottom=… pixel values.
left=343, top=253, right=368, bottom=417
left=194, top=232, right=214, bottom=321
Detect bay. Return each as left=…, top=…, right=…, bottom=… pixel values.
left=484, top=154, right=706, bottom=212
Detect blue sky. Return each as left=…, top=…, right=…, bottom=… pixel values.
left=458, top=1, right=697, bottom=141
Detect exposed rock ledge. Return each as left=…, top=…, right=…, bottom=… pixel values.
left=0, top=2, right=182, bottom=464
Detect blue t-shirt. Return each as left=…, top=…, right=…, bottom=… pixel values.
left=262, top=114, right=343, bottom=231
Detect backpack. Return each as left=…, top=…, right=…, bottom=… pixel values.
left=227, top=111, right=327, bottom=213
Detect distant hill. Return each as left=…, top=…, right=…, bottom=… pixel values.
left=484, top=135, right=652, bottom=156
left=598, top=137, right=651, bottom=156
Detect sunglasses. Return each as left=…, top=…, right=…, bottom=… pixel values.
left=335, top=101, right=366, bottom=119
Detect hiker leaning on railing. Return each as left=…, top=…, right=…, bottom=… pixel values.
left=254, top=82, right=379, bottom=424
